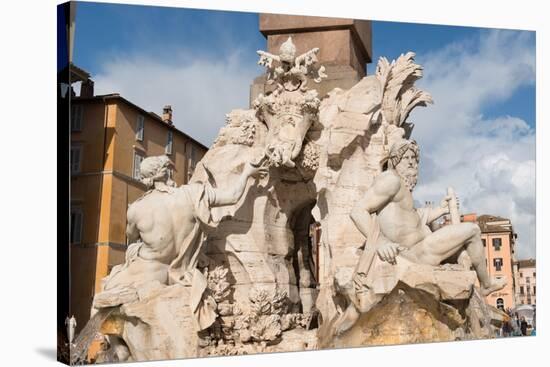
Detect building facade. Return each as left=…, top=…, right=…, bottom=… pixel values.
left=513, top=259, right=536, bottom=306
left=475, top=214, right=517, bottom=311
left=70, top=83, right=207, bottom=331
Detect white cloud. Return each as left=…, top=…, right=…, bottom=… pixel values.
left=89, top=29, right=536, bottom=260
left=410, top=30, right=536, bottom=259
left=93, top=48, right=261, bottom=146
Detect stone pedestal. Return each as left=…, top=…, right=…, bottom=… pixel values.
left=250, top=14, right=372, bottom=105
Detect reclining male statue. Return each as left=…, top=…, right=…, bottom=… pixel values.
left=331, top=138, right=507, bottom=335
left=93, top=155, right=266, bottom=331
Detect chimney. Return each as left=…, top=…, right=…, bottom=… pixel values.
left=162, top=105, right=173, bottom=125
left=80, top=79, right=94, bottom=97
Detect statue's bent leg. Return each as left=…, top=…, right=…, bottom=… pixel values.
left=409, top=223, right=505, bottom=295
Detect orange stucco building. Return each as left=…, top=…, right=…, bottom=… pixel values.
left=470, top=214, right=517, bottom=311
left=70, top=86, right=207, bottom=332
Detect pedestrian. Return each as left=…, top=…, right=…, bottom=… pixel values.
left=520, top=317, right=528, bottom=336
left=502, top=321, right=511, bottom=337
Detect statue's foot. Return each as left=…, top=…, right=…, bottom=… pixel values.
left=333, top=304, right=360, bottom=336
left=481, top=277, right=507, bottom=296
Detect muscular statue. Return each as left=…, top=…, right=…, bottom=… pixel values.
left=95, top=155, right=266, bottom=330
left=332, top=139, right=507, bottom=334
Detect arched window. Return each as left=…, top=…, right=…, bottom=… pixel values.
left=496, top=298, right=504, bottom=310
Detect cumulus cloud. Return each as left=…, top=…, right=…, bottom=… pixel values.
left=89, top=28, right=536, bottom=260
left=409, top=30, right=536, bottom=259
left=93, top=48, right=261, bottom=146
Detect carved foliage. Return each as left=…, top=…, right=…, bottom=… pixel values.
left=205, top=266, right=231, bottom=303
left=376, top=52, right=433, bottom=127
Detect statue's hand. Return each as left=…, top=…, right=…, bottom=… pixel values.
left=244, top=161, right=269, bottom=179
left=377, top=242, right=400, bottom=265
left=440, top=195, right=452, bottom=214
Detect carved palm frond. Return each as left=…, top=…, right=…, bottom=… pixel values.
left=376, top=52, right=433, bottom=126
left=396, top=88, right=433, bottom=127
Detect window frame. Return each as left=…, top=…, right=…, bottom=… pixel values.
left=70, top=145, right=82, bottom=174
left=71, top=104, right=84, bottom=132
left=165, top=131, right=173, bottom=155
left=133, top=151, right=145, bottom=180
left=136, top=115, right=145, bottom=141
left=70, top=207, right=83, bottom=244
left=492, top=237, right=502, bottom=251
left=493, top=257, right=503, bottom=271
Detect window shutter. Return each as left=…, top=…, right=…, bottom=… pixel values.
left=71, top=147, right=81, bottom=173
left=71, top=210, right=83, bottom=244
left=71, top=105, right=83, bottom=131
left=136, top=115, right=144, bottom=140
left=76, top=105, right=83, bottom=130
left=166, top=131, right=173, bottom=154
left=74, top=211, right=82, bottom=243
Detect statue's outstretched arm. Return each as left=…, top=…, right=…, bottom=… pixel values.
left=211, top=163, right=266, bottom=207
left=417, top=194, right=452, bottom=225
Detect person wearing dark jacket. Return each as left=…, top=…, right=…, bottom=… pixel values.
left=520, top=317, right=528, bottom=336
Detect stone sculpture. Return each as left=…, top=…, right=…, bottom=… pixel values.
left=254, top=37, right=326, bottom=168
left=65, top=315, right=76, bottom=345
left=329, top=136, right=507, bottom=335
left=88, top=155, right=266, bottom=361
left=77, top=45, right=509, bottom=363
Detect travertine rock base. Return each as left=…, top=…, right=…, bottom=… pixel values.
left=118, top=284, right=199, bottom=361
left=329, top=283, right=492, bottom=348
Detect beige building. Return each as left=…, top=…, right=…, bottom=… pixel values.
left=513, top=259, right=536, bottom=306
left=70, top=74, right=208, bottom=332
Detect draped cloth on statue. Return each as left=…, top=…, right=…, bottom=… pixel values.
left=168, top=183, right=220, bottom=331
left=353, top=209, right=433, bottom=300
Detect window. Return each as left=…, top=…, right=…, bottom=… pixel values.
left=527, top=296, right=532, bottom=304
left=186, top=143, right=196, bottom=181
left=520, top=286, right=524, bottom=295
left=165, top=131, right=173, bottom=155
left=496, top=298, right=504, bottom=310
left=526, top=277, right=531, bottom=284
left=71, top=104, right=83, bottom=131
left=70, top=208, right=83, bottom=244
left=493, top=258, right=503, bottom=271
left=133, top=151, right=145, bottom=180
left=70, top=145, right=82, bottom=174
left=481, top=239, right=486, bottom=247
left=492, top=238, right=502, bottom=251
left=526, top=286, right=531, bottom=295
left=534, top=272, right=536, bottom=278
left=534, top=286, right=536, bottom=295
left=136, top=115, right=145, bottom=141
left=520, top=272, right=523, bottom=278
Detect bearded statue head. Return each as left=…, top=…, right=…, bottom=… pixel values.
left=382, top=139, right=420, bottom=191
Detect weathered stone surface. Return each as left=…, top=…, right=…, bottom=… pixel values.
left=93, top=287, right=139, bottom=309
left=119, top=284, right=199, bottom=361
left=329, top=284, right=485, bottom=348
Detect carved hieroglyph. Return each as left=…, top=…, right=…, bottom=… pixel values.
left=80, top=46, right=508, bottom=364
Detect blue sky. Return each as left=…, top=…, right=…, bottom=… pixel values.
left=74, top=2, right=535, bottom=130
left=72, top=1, right=536, bottom=259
